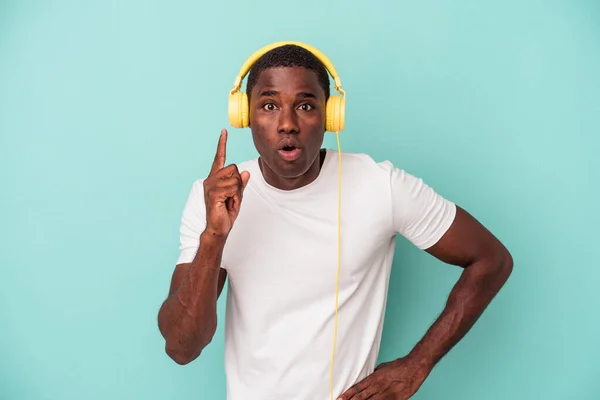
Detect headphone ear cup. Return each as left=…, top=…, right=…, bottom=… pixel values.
left=325, top=95, right=345, bottom=132
left=228, top=92, right=249, bottom=128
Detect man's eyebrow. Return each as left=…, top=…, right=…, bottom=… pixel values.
left=297, top=92, right=317, bottom=99
left=258, top=90, right=317, bottom=98
left=259, top=90, right=278, bottom=97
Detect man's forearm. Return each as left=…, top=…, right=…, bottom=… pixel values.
left=407, top=254, right=513, bottom=368
left=158, top=231, right=227, bottom=364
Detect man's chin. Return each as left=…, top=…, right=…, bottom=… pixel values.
left=260, top=151, right=318, bottom=180
left=273, top=163, right=309, bottom=179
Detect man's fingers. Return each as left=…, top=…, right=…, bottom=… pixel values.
left=338, top=377, right=372, bottom=400
left=208, top=184, right=240, bottom=200
left=240, top=171, right=251, bottom=189
left=210, top=129, right=227, bottom=175
left=213, top=176, right=241, bottom=188
left=210, top=167, right=250, bottom=186
left=229, top=172, right=250, bottom=213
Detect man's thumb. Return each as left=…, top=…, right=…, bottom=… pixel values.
left=240, top=171, right=251, bottom=189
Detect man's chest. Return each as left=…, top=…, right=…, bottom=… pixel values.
left=220, top=188, right=395, bottom=300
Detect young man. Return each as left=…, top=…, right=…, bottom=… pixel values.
left=157, top=44, right=513, bottom=400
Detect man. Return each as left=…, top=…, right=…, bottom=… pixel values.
left=157, top=44, right=513, bottom=400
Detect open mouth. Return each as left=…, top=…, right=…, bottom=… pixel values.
left=278, top=146, right=302, bottom=161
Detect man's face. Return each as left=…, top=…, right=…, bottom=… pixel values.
left=248, top=66, right=326, bottom=185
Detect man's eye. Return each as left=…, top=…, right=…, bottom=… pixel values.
left=262, top=103, right=277, bottom=111
left=298, top=104, right=313, bottom=111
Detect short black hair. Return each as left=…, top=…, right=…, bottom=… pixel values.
left=245, top=44, right=331, bottom=101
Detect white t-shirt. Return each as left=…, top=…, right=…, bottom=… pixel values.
left=176, top=149, right=456, bottom=400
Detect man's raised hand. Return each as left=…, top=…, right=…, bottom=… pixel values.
left=203, top=129, right=250, bottom=237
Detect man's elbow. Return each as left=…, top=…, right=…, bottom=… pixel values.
left=471, top=244, right=513, bottom=285
left=165, top=343, right=206, bottom=365
left=500, top=247, right=513, bottom=276
left=164, top=331, right=214, bottom=365
left=489, top=246, right=513, bottom=286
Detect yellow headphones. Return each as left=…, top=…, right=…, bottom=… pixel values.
left=228, top=41, right=345, bottom=400
left=228, top=41, right=346, bottom=132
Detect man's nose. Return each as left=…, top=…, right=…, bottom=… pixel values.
left=277, top=106, right=299, bottom=134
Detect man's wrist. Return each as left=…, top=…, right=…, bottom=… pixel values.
left=201, top=228, right=228, bottom=243
left=405, top=347, right=436, bottom=371
left=197, top=229, right=228, bottom=264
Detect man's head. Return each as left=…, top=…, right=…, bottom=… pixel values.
left=246, top=45, right=331, bottom=103
left=245, top=44, right=331, bottom=189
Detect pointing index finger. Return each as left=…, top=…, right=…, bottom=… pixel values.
left=210, top=129, right=227, bottom=175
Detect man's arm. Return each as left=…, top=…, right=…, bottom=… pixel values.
left=409, top=204, right=513, bottom=367
left=158, top=129, right=250, bottom=366
left=157, top=231, right=228, bottom=365
left=338, top=205, right=513, bottom=399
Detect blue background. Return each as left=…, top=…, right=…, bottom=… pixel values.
left=1, top=0, right=599, bottom=399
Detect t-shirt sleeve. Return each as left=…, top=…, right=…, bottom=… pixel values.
left=389, top=165, right=456, bottom=250
left=176, top=179, right=207, bottom=265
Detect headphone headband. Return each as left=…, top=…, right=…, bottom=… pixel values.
left=230, top=41, right=345, bottom=97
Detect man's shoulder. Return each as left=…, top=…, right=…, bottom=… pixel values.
left=337, top=150, right=397, bottom=175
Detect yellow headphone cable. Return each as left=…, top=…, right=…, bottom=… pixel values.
left=331, top=130, right=342, bottom=400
